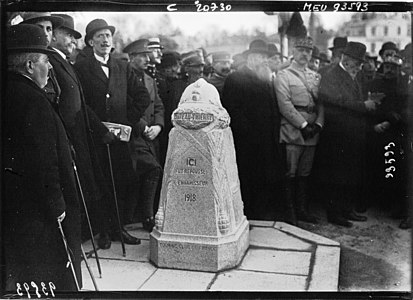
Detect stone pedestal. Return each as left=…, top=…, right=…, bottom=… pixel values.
left=150, top=79, right=249, bottom=272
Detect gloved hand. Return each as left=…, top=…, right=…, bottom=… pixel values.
left=301, top=124, right=314, bottom=140
left=102, top=131, right=119, bottom=144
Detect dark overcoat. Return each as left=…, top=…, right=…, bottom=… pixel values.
left=221, top=66, right=285, bottom=218
left=49, top=50, right=108, bottom=206
left=3, top=73, right=81, bottom=291
left=315, top=64, right=368, bottom=186
left=74, top=52, right=150, bottom=202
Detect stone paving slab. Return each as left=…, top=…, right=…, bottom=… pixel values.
left=249, top=227, right=313, bottom=250
left=209, top=270, right=307, bottom=291
left=139, top=268, right=216, bottom=291
left=80, top=221, right=340, bottom=292
left=81, top=259, right=156, bottom=291
left=239, top=248, right=312, bottom=275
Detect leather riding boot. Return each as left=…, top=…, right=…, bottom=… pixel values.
left=296, top=176, right=318, bottom=224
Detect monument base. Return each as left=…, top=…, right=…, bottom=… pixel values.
left=150, top=217, right=249, bottom=272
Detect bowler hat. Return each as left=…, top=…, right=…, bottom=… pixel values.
left=21, top=12, right=64, bottom=29
left=84, top=19, right=115, bottom=45
left=244, top=39, right=271, bottom=56
left=343, top=42, right=367, bottom=62
left=268, top=43, right=281, bottom=57
left=181, top=51, right=205, bottom=66
left=52, top=14, right=82, bottom=39
left=160, top=51, right=181, bottom=69
left=123, top=39, right=151, bottom=55
left=400, top=43, right=411, bottom=60
left=329, top=36, right=348, bottom=51
left=379, top=41, right=399, bottom=56
left=211, top=51, right=232, bottom=63
left=7, top=23, right=54, bottom=54
left=294, top=36, right=314, bottom=50
left=147, top=37, right=164, bottom=50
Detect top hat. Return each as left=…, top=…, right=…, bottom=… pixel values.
left=343, top=41, right=367, bottom=62
left=84, top=19, right=116, bottom=45
left=211, top=51, right=232, bottom=63
left=21, top=12, right=64, bottom=29
left=244, top=39, right=271, bottom=56
left=181, top=51, right=205, bottom=66
left=329, top=37, right=348, bottom=51
left=7, top=23, right=54, bottom=54
left=379, top=41, right=399, bottom=57
left=268, top=43, right=281, bottom=57
left=147, top=37, right=164, bottom=50
left=123, top=39, right=151, bottom=55
left=51, top=14, right=82, bottom=39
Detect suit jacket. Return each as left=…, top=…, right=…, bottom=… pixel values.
left=3, top=73, right=81, bottom=290
left=275, top=61, right=324, bottom=146
left=74, top=52, right=150, bottom=194
left=315, top=64, right=368, bottom=185
left=49, top=49, right=108, bottom=204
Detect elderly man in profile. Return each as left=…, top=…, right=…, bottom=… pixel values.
left=275, top=36, right=324, bottom=225
left=316, top=41, right=382, bottom=227
left=74, top=18, right=150, bottom=247
left=222, top=39, right=290, bottom=223
left=4, top=23, right=81, bottom=291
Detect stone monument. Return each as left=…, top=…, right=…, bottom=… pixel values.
left=150, top=78, right=249, bottom=272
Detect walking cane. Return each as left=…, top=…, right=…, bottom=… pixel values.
left=106, top=144, right=126, bottom=257
left=57, top=218, right=80, bottom=291
left=72, top=161, right=102, bottom=278
left=80, top=245, right=99, bottom=291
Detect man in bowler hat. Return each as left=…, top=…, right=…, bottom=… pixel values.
left=222, top=39, right=288, bottom=222
left=74, top=18, right=150, bottom=247
left=316, top=41, right=383, bottom=227
left=4, top=23, right=82, bottom=291
left=319, top=36, right=347, bottom=76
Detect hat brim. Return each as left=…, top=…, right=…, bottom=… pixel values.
left=343, top=51, right=366, bottom=62
left=22, top=15, right=64, bottom=30
left=244, top=49, right=270, bottom=56
left=59, top=26, right=82, bottom=39
left=8, top=46, right=55, bottom=55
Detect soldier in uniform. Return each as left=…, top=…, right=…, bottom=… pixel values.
left=275, top=36, right=324, bottom=224
left=123, top=39, right=165, bottom=230
left=207, top=51, right=232, bottom=97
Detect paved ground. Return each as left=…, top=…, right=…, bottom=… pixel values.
left=80, top=221, right=340, bottom=292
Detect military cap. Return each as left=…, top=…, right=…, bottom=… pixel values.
left=181, top=51, right=205, bottom=66
left=211, top=51, right=232, bottom=63
left=123, top=39, right=151, bottom=55
left=294, top=36, right=314, bottom=50
left=147, top=37, right=164, bottom=49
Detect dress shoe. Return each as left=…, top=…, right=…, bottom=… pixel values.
left=328, top=216, right=353, bottom=228
left=97, top=232, right=111, bottom=249
left=143, top=217, right=155, bottom=232
left=345, top=211, right=367, bottom=222
left=399, top=217, right=411, bottom=229
left=112, top=229, right=141, bottom=245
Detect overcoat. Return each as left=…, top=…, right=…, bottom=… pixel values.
left=315, top=64, right=368, bottom=186
left=49, top=50, right=108, bottom=206
left=130, top=69, right=165, bottom=175
left=222, top=65, right=285, bottom=219
left=3, top=73, right=81, bottom=290
left=74, top=52, right=150, bottom=202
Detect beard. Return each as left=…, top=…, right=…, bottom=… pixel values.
left=254, top=64, right=272, bottom=82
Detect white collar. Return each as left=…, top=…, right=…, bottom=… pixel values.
left=52, top=47, right=67, bottom=60
left=94, top=53, right=109, bottom=64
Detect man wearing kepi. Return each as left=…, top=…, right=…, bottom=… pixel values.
left=207, top=51, right=232, bottom=97
left=74, top=19, right=150, bottom=246
left=275, top=36, right=324, bottom=224
left=4, top=24, right=81, bottom=291
left=317, top=41, right=381, bottom=227
left=123, top=39, right=165, bottom=231
left=222, top=39, right=288, bottom=222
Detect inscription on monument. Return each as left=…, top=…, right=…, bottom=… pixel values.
left=174, top=112, right=214, bottom=122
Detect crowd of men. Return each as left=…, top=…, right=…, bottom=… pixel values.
left=3, top=12, right=412, bottom=291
